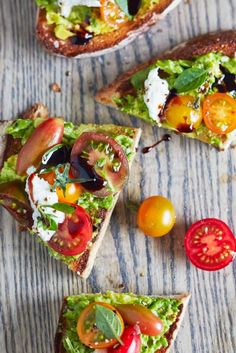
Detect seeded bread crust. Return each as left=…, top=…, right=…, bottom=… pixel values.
left=36, top=0, right=181, bottom=58
left=0, top=104, right=141, bottom=278
left=54, top=293, right=190, bottom=353
left=96, top=30, right=236, bottom=106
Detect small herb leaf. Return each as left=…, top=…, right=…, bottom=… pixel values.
left=131, top=67, right=152, bottom=89
left=95, top=304, right=123, bottom=345
left=173, top=68, right=208, bottom=92
left=115, top=0, right=129, bottom=15
left=51, top=203, right=75, bottom=214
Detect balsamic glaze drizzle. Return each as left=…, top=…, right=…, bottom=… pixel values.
left=142, top=134, right=171, bottom=154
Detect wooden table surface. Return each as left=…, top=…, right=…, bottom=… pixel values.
left=0, top=0, right=236, bottom=352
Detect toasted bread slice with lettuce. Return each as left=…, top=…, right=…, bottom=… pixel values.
left=55, top=291, right=190, bottom=353
left=36, top=0, right=181, bottom=58
left=96, top=30, right=236, bottom=150
left=0, top=104, right=141, bottom=278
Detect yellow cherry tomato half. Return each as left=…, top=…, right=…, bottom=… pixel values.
left=137, top=196, right=176, bottom=237
left=165, top=95, right=202, bottom=133
left=41, top=171, right=83, bottom=203
left=203, top=93, right=236, bottom=135
left=100, top=0, right=127, bottom=28
left=56, top=183, right=83, bottom=203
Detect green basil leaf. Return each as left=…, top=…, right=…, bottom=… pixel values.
left=115, top=0, right=129, bottom=15
left=51, top=203, right=75, bottom=214
left=131, top=67, right=152, bottom=90
left=173, top=68, right=208, bottom=93
left=95, top=304, right=123, bottom=344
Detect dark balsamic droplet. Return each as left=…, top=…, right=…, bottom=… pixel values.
left=42, top=145, right=71, bottom=167
left=71, top=156, right=106, bottom=192
left=177, top=123, right=194, bottom=133
left=71, top=28, right=93, bottom=45
left=215, top=67, right=236, bottom=92
left=128, top=0, right=142, bottom=16
left=142, top=134, right=171, bottom=154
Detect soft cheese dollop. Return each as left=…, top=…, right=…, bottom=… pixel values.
left=58, top=0, right=101, bottom=18
left=25, top=173, right=65, bottom=242
left=144, top=67, right=170, bottom=124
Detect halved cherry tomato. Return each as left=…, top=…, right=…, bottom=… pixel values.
left=41, top=170, right=83, bottom=203
left=165, top=95, right=202, bottom=132
left=185, top=218, right=236, bottom=271
left=0, top=181, right=33, bottom=227
left=48, top=204, right=92, bottom=256
left=71, top=132, right=129, bottom=197
left=16, top=118, right=64, bottom=176
left=77, top=302, right=124, bottom=349
left=203, top=93, right=236, bottom=135
left=100, top=0, right=127, bottom=28
left=117, top=304, right=163, bottom=336
left=137, top=196, right=176, bottom=237
left=108, top=326, right=141, bottom=353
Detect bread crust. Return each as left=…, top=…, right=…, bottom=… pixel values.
left=0, top=104, right=141, bottom=278
left=54, top=292, right=190, bottom=353
left=96, top=30, right=236, bottom=106
left=36, top=0, right=181, bottom=58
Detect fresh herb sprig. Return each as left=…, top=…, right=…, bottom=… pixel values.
left=95, top=304, right=123, bottom=345
left=40, top=163, right=95, bottom=196
left=37, top=205, right=58, bottom=231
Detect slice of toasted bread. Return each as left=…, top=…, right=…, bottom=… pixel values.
left=55, top=292, right=190, bottom=353
left=36, top=0, right=181, bottom=58
left=96, top=30, right=236, bottom=106
left=96, top=30, right=236, bottom=150
left=0, top=104, right=141, bottom=278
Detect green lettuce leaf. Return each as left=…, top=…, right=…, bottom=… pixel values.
left=0, top=155, right=26, bottom=184
left=6, top=118, right=45, bottom=144
left=222, top=57, right=236, bottom=75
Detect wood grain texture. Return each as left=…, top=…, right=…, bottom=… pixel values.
left=0, top=1, right=235, bottom=353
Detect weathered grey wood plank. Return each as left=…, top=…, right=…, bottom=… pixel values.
left=0, top=0, right=236, bottom=353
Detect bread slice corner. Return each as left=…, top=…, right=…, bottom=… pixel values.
left=54, top=292, right=191, bottom=353
left=36, top=0, right=181, bottom=58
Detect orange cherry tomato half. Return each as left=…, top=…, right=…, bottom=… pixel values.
left=77, top=302, right=124, bottom=349
left=117, top=304, right=163, bottom=336
left=16, top=118, right=64, bottom=176
left=165, top=95, right=202, bottom=133
left=48, top=204, right=92, bottom=256
left=41, top=170, right=83, bottom=204
left=100, top=0, right=127, bottom=28
left=137, top=196, right=176, bottom=237
left=203, top=93, right=236, bottom=135
left=185, top=218, right=236, bottom=271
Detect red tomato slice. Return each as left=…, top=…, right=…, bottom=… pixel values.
left=117, top=304, right=163, bottom=336
left=77, top=302, right=124, bottom=349
left=108, top=326, right=141, bottom=353
left=48, top=204, right=92, bottom=256
left=16, top=118, right=64, bottom=176
left=185, top=218, right=236, bottom=271
left=71, top=132, right=129, bottom=197
left=203, top=93, right=236, bottom=135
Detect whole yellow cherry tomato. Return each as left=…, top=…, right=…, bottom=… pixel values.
left=137, top=196, right=176, bottom=237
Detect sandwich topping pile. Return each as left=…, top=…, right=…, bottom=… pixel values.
left=112, top=53, right=236, bottom=149
left=36, top=0, right=158, bottom=43
left=56, top=291, right=187, bottom=353
left=0, top=109, right=139, bottom=274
